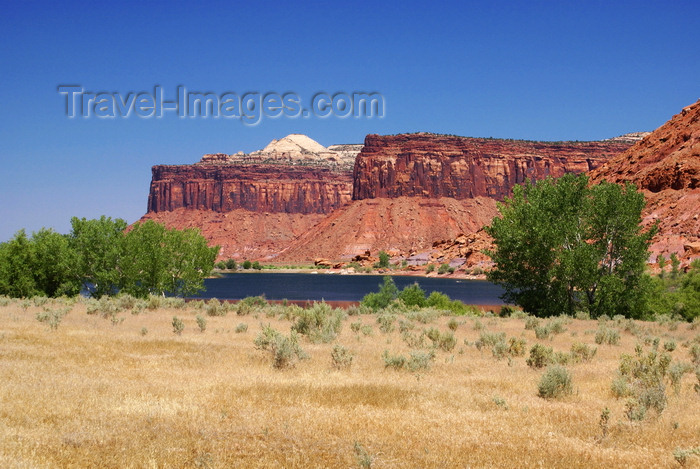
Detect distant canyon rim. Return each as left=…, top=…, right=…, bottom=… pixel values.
left=141, top=100, right=700, bottom=270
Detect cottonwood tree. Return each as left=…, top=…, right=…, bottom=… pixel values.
left=485, top=173, right=655, bottom=318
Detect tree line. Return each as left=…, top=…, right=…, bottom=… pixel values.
left=0, top=217, right=218, bottom=298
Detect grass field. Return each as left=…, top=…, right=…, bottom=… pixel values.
left=1, top=296, right=699, bottom=468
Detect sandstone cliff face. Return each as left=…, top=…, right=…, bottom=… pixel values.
left=148, top=164, right=352, bottom=215
left=353, top=134, right=632, bottom=200
left=591, top=100, right=700, bottom=264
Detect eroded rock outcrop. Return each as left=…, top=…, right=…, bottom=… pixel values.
left=591, top=99, right=700, bottom=265
left=353, top=134, right=632, bottom=201
left=147, top=164, right=352, bottom=215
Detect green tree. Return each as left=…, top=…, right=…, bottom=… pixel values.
left=670, top=253, right=680, bottom=279
left=361, top=276, right=399, bottom=310
left=69, top=216, right=127, bottom=297
left=31, top=228, right=81, bottom=297
left=485, top=174, right=655, bottom=318
left=0, top=230, right=38, bottom=297
left=657, top=254, right=666, bottom=278
left=398, top=282, right=426, bottom=307
left=120, top=220, right=218, bottom=297
left=375, top=251, right=390, bottom=269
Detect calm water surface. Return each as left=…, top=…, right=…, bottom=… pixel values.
left=192, top=273, right=505, bottom=305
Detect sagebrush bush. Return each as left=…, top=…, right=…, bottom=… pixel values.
left=507, top=337, right=527, bottom=357
left=172, top=316, right=184, bottom=335
left=291, top=302, right=344, bottom=343
left=570, top=342, right=597, bottom=363
left=35, top=308, right=68, bottom=331
left=206, top=298, right=227, bottom=316
left=254, top=325, right=308, bottom=369
left=235, top=323, right=248, bottom=333
left=595, top=326, right=620, bottom=345
left=538, top=366, right=573, bottom=399
left=425, top=328, right=456, bottom=352
left=331, top=344, right=354, bottom=369
left=612, top=345, right=671, bottom=420
left=196, top=314, right=206, bottom=332
left=376, top=313, right=397, bottom=333
left=524, top=316, right=540, bottom=330
left=527, top=344, right=554, bottom=369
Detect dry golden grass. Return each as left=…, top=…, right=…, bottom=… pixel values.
left=1, top=298, right=699, bottom=468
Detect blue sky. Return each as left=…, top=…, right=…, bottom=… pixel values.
left=1, top=0, right=698, bottom=241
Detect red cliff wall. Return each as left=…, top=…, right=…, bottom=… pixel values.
left=147, top=164, right=352, bottom=215
left=353, top=134, right=632, bottom=200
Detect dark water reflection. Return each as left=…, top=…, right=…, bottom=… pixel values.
left=192, top=273, right=505, bottom=305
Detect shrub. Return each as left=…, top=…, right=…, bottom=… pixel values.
left=196, top=314, right=206, bottom=332
left=35, top=308, right=68, bottom=331
left=252, top=261, right=262, bottom=270
left=235, top=323, right=248, bottom=333
left=507, top=337, right=527, bottom=357
left=595, top=326, right=620, bottom=345
left=447, top=318, right=459, bottom=331
left=527, top=343, right=554, bottom=369
left=382, top=350, right=407, bottom=370
left=361, top=276, right=399, bottom=311
left=425, top=264, right=435, bottom=274
left=206, top=298, right=227, bottom=316
left=425, top=328, right=456, bottom=352
left=691, top=344, right=700, bottom=365
left=242, top=260, right=252, bottom=269
left=331, top=345, right=354, bottom=369
left=407, top=350, right=435, bottom=371
left=524, top=316, right=540, bottom=330
left=668, top=362, right=693, bottom=395
left=254, top=325, right=308, bottom=369
left=398, top=283, right=426, bottom=307
left=375, top=250, right=390, bottom=269
left=437, top=263, right=454, bottom=275
left=570, top=342, right=597, bottom=363
left=612, top=345, right=671, bottom=419
left=376, top=313, right=397, bottom=333
left=172, top=316, right=184, bottom=335
left=535, top=325, right=550, bottom=340
left=291, top=302, right=344, bottom=343
left=538, top=366, right=573, bottom=399
left=475, top=331, right=506, bottom=352
left=664, top=340, right=676, bottom=352
left=225, top=258, right=237, bottom=270
left=402, top=330, right=427, bottom=349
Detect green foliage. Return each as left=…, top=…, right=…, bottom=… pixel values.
left=527, top=343, right=554, bottom=369
left=382, top=349, right=435, bottom=372
left=119, top=220, right=218, bottom=298
left=206, top=298, right=227, bottom=316
left=375, top=250, right=390, bottom=269
left=612, top=345, right=671, bottom=420
left=570, top=342, right=597, bottom=363
left=398, top=282, right=426, bottom=307
left=595, top=326, right=620, bottom=345
left=485, top=174, right=655, bottom=318
left=172, top=316, right=184, bottom=335
left=538, top=366, right=573, bottom=399
left=254, top=325, right=308, bottom=369
left=291, top=302, right=344, bottom=343
left=437, top=263, right=454, bottom=275
left=0, top=217, right=217, bottom=299
left=242, top=260, right=252, bottom=269
left=252, top=261, right=262, bottom=270
left=235, top=323, right=248, bottom=333
left=646, top=260, right=700, bottom=321
left=196, top=314, right=206, bottom=332
left=225, top=258, right=237, bottom=270
left=425, top=263, right=435, bottom=274
left=361, top=276, right=398, bottom=311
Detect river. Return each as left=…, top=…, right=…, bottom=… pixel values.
left=191, top=273, right=505, bottom=305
